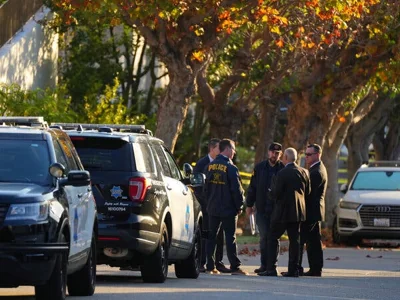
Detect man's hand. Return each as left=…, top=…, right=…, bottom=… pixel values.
left=246, top=207, right=254, bottom=216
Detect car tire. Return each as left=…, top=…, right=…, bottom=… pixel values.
left=35, top=233, right=67, bottom=300
left=141, top=223, right=169, bottom=283
left=332, top=217, right=348, bottom=245
left=67, top=232, right=96, bottom=296
left=175, top=225, right=201, bottom=279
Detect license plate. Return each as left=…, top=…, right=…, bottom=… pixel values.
left=373, top=218, right=390, bottom=227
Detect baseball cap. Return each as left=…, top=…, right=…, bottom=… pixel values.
left=269, top=142, right=282, bottom=152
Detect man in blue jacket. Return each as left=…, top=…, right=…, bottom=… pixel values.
left=204, top=139, right=248, bottom=275
left=246, top=142, right=284, bottom=274
left=193, top=138, right=229, bottom=273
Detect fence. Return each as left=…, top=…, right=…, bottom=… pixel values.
left=0, top=0, right=43, bottom=47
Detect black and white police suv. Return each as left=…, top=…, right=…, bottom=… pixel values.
left=52, top=123, right=204, bottom=283
left=0, top=117, right=97, bottom=300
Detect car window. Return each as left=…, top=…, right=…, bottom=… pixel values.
left=163, top=147, right=182, bottom=180
left=53, top=139, right=71, bottom=173
left=70, top=137, right=132, bottom=172
left=58, top=138, right=79, bottom=170
left=153, top=144, right=172, bottom=177
left=351, top=171, right=400, bottom=191
left=133, top=143, right=155, bottom=173
left=0, top=139, right=51, bottom=185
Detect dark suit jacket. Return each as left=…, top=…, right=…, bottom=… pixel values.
left=193, top=155, right=211, bottom=208
left=307, top=161, right=328, bottom=222
left=271, top=163, right=310, bottom=223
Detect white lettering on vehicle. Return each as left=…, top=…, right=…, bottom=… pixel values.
left=107, top=207, right=126, bottom=212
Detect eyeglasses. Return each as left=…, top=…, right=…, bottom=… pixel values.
left=305, top=152, right=317, bottom=157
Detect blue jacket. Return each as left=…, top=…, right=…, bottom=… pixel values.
left=193, top=155, right=211, bottom=208
left=204, top=154, right=245, bottom=217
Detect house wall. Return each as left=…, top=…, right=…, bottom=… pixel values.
left=0, top=7, right=58, bottom=90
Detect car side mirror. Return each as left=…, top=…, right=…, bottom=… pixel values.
left=190, top=172, right=205, bottom=187
left=183, top=163, right=193, bottom=178
left=60, top=170, right=91, bottom=187
left=340, top=184, right=348, bottom=193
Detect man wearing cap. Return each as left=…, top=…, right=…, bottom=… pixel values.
left=246, top=142, right=284, bottom=274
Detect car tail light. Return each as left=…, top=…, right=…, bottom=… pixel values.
left=70, top=136, right=86, bottom=141
left=129, top=177, right=151, bottom=203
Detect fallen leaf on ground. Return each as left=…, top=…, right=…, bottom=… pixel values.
left=326, top=256, right=340, bottom=261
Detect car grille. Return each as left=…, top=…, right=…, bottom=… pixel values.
left=359, top=205, right=400, bottom=227
left=0, top=204, right=9, bottom=223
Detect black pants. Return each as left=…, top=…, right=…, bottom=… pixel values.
left=256, top=212, right=271, bottom=268
left=201, top=212, right=224, bottom=266
left=299, top=221, right=323, bottom=272
left=267, top=221, right=300, bottom=273
left=206, top=215, right=241, bottom=271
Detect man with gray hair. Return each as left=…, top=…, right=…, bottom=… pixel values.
left=260, top=147, right=310, bottom=277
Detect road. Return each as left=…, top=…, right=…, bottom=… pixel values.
left=1, top=247, right=399, bottom=300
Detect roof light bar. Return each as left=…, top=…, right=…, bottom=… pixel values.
left=51, top=123, right=152, bottom=135
left=0, top=116, right=48, bottom=128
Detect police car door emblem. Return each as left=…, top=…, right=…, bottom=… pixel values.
left=185, top=205, right=190, bottom=234
left=110, top=186, right=123, bottom=199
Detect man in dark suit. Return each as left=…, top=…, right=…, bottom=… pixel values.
left=299, top=143, right=328, bottom=277
left=260, top=147, right=310, bottom=277
left=193, top=138, right=229, bottom=273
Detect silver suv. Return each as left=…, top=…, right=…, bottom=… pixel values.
left=332, top=161, right=400, bottom=245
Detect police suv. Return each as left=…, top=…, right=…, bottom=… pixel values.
left=52, top=123, right=204, bottom=283
left=0, top=117, right=97, bottom=300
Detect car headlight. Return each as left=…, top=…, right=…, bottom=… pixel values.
left=339, top=201, right=360, bottom=210
left=6, top=201, right=49, bottom=222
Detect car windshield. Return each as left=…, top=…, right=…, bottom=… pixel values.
left=0, top=140, right=51, bottom=185
left=351, top=170, right=400, bottom=191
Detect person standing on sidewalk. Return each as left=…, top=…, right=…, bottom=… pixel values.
left=204, top=139, right=248, bottom=275
left=299, top=143, right=327, bottom=277
left=260, top=147, right=310, bottom=277
left=193, top=138, right=230, bottom=273
left=245, top=142, right=284, bottom=274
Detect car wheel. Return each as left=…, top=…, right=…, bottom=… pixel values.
left=175, top=224, right=201, bottom=279
left=35, top=234, right=67, bottom=300
left=332, top=217, right=348, bottom=245
left=141, top=223, right=169, bottom=283
left=68, top=232, right=96, bottom=296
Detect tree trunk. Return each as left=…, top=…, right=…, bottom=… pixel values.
left=254, top=97, right=280, bottom=164
left=345, top=93, right=391, bottom=180
left=323, top=116, right=354, bottom=226
left=155, top=69, right=195, bottom=151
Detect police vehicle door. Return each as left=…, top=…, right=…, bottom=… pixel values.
left=154, top=146, right=194, bottom=249
left=54, top=139, right=88, bottom=257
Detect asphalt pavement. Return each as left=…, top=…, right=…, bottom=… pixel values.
left=1, top=246, right=399, bottom=300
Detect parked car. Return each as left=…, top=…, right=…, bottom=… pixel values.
left=52, top=122, right=204, bottom=283
left=332, top=161, right=400, bottom=245
left=0, top=117, right=97, bottom=300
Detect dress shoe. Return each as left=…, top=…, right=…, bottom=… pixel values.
left=199, top=265, right=206, bottom=273
left=303, top=270, right=322, bottom=277
left=254, top=267, right=266, bottom=274
left=258, top=269, right=278, bottom=277
left=231, top=268, right=249, bottom=276
left=205, top=268, right=220, bottom=275
left=216, top=264, right=232, bottom=273
left=281, top=271, right=299, bottom=278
